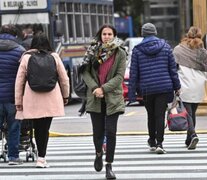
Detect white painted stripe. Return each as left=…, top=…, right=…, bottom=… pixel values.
left=1, top=173, right=207, bottom=180
left=1, top=165, right=207, bottom=173
left=53, top=116, right=87, bottom=120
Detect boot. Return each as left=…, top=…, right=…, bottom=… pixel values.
left=94, top=151, right=103, bottom=172
left=105, top=163, right=116, bottom=179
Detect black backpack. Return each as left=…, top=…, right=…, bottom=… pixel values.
left=27, top=50, right=58, bottom=92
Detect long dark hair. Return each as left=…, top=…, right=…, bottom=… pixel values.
left=30, top=33, right=53, bottom=51
left=95, top=24, right=117, bottom=42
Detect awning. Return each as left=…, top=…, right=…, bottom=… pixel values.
left=2, top=13, right=49, bottom=25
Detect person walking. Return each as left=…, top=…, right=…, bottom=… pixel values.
left=0, top=24, right=25, bottom=165
left=15, top=33, right=69, bottom=168
left=128, top=23, right=181, bottom=154
left=21, top=24, right=34, bottom=50
left=82, top=24, right=126, bottom=179
left=173, top=26, right=207, bottom=149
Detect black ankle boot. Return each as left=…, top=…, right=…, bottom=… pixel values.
left=94, top=152, right=103, bottom=172
left=105, top=163, right=116, bottom=179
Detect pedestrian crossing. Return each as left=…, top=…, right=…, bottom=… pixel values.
left=0, top=134, right=207, bottom=179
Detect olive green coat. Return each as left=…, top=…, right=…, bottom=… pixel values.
left=82, top=47, right=126, bottom=115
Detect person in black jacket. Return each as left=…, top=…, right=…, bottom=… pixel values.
left=0, top=24, right=25, bottom=165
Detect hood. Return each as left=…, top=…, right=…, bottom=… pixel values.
left=137, top=36, right=165, bottom=55
left=0, top=34, right=19, bottom=51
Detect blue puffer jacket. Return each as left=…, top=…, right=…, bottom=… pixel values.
left=0, top=33, right=25, bottom=103
left=128, top=36, right=181, bottom=102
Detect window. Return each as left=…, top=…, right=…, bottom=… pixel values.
left=91, top=15, right=97, bottom=36
left=67, top=3, right=73, bottom=12
left=104, top=5, right=108, bottom=14
left=98, top=5, right=103, bottom=13
left=74, top=3, right=81, bottom=12
left=98, top=16, right=104, bottom=28
left=68, top=14, right=74, bottom=39
left=83, top=15, right=90, bottom=37
left=75, top=15, right=82, bottom=37
left=59, top=14, right=67, bottom=42
left=83, top=4, right=89, bottom=13
left=59, top=2, right=65, bottom=12
left=90, top=4, right=96, bottom=13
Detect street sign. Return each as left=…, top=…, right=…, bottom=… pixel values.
left=0, top=0, right=47, bottom=10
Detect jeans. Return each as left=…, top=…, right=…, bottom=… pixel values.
left=143, top=93, right=169, bottom=144
left=183, top=102, right=198, bottom=137
left=90, top=100, right=119, bottom=163
left=0, top=103, right=21, bottom=160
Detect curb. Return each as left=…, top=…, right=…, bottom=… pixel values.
left=49, top=130, right=207, bottom=137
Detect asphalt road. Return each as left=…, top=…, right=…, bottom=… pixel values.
left=50, top=99, right=207, bottom=135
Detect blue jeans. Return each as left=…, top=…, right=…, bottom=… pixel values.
left=183, top=102, right=198, bottom=137
left=0, top=103, right=21, bottom=160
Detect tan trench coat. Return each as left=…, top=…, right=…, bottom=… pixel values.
left=15, top=50, right=69, bottom=120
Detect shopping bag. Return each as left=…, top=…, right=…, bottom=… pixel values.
left=167, top=95, right=188, bottom=131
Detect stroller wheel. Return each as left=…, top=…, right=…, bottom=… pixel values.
left=26, top=152, right=29, bottom=162
left=3, top=152, right=7, bottom=162
left=31, top=153, right=35, bottom=162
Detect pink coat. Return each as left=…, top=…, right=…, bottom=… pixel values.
left=15, top=50, right=70, bottom=120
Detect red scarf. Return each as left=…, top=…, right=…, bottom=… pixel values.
left=98, top=54, right=115, bottom=85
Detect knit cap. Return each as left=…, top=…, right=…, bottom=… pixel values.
left=141, top=23, right=157, bottom=37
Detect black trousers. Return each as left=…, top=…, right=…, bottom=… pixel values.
left=33, top=117, right=52, bottom=158
left=90, top=101, right=119, bottom=163
left=143, top=93, right=169, bottom=144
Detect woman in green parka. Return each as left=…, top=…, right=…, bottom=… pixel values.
left=82, top=24, right=126, bottom=179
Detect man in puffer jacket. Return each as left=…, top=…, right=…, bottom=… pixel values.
left=128, top=23, right=181, bottom=154
left=0, top=24, right=25, bottom=165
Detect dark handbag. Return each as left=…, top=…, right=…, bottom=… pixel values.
left=73, top=64, right=87, bottom=99
left=167, top=95, right=188, bottom=131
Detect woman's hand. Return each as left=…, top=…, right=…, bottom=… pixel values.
left=63, top=98, right=69, bottom=105
left=175, top=89, right=181, bottom=96
left=16, top=105, right=23, bottom=111
left=93, top=88, right=104, bottom=98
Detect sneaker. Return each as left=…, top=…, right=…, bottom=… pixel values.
left=147, top=139, right=156, bottom=151
left=155, top=144, right=166, bottom=154
left=8, top=158, right=23, bottom=165
left=188, top=134, right=199, bottom=150
left=36, top=157, right=50, bottom=168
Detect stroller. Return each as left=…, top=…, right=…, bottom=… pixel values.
left=0, top=119, right=37, bottom=162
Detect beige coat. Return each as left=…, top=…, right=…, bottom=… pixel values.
left=15, top=50, right=69, bottom=120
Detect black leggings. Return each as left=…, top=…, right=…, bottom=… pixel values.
left=33, top=117, right=52, bottom=158
left=90, top=102, right=119, bottom=163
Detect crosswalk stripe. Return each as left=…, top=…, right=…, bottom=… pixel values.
left=0, top=134, right=206, bottom=179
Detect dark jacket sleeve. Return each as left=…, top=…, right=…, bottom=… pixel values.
left=128, top=48, right=139, bottom=102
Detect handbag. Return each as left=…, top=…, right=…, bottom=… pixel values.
left=73, top=64, right=87, bottom=99
left=167, top=95, right=188, bottom=131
